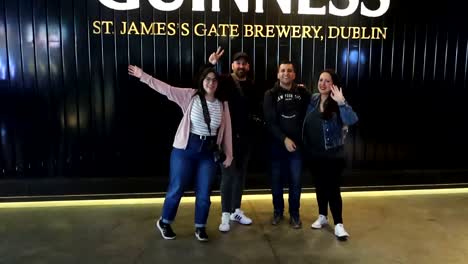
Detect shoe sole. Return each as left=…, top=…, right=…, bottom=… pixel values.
left=218, top=225, right=230, bottom=232
left=232, top=220, right=252, bottom=225
left=311, top=223, right=328, bottom=229
left=156, top=221, right=176, bottom=240
left=195, top=233, right=209, bottom=242
left=230, top=216, right=253, bottom=225
left=336, top=235, right=349, bottom=241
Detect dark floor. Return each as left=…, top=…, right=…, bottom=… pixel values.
left=1, top=189, right=468, bottom=264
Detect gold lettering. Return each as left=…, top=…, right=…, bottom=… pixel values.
left=207, top=24, right=219, bottom=36
left=194, top=23, right=206, bottom=36
left=275, top=25, right=290, bottom=38
left=301, top=26, right=312, bottom=38
left=120, top=22, right=127, bottom=34
left=141, top=22, right=155, bottom=35
left=311, top=26, right=322, bottom=38
left=93, top=21, right=101, bottom=34
left=154, top=23, right=165, bottom=35
left=127, top=22, right=140, bottom=35
left=360, top=27, right=370, bottom=39
left=181, top=23, right=190, bottom=36
left=92, top=20, right=113, bottom=34
left=230, top=24, right=239, bottom=37
left=328, top=26, right=339, bottom=38
left=340, top=26, right=350, bottom=39
left=351, top=27, right=360, bottom=39
left=254, top=25, right=265, bottom=37
left=291, top=26, right=301, bottom=38
left=102, top=21, right=113, bottom=34
left=107, top=22, right=386, bottom=40
left=372, top=27, right=387, bottom=39
left=244, top=25, right=254, bottom=37
left=167, top=23, right=176, bottom=35
left=266, top=25, right=275, bottom=37
left=218, top=24, right=229, bottom=37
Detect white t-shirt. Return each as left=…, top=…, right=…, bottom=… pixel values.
left=190, top=96, right=222, bottom=136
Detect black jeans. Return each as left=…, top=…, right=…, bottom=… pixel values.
left=220, top=138, right=250, bottom=213
left=308, top=155, right=346, bottom=224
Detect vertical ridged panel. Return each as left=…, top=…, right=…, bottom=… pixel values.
left=0, top=0, right=467, bottom=189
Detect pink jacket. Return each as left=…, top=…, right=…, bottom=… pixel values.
left=140, top=72, right=233, bottom=162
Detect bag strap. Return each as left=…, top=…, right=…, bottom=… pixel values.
left=199, top=94, right=224, bottom=137
left=199, top=94, right=212, bottom=136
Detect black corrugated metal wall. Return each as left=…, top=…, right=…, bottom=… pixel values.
left=0, top=0, right=467, bottom=195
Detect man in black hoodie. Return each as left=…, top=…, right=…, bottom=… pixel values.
left=208, top=48, right=263, bottom=232
left=263, top=61, right=310, bottom=228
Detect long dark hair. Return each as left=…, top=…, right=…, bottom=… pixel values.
left=193, top=67, right=220, bottom=135
left=318, top=69, right=341, bottom=120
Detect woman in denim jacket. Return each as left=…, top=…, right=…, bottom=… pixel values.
left=303, top=69, right=358, bottom=240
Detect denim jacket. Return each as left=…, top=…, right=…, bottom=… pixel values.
left=303, top=93, right=358, bottom=150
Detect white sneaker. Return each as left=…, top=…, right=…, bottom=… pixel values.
left=334, top=223, right=350, bottom=239
left=230, top=209, right=252, bottom=225
left=218, top=212, right=231, bottom=232
left=311, top=214, right=328, bottom=229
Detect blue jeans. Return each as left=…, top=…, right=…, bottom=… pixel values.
left=270, top=142, right=303, bottom=218
left=161, top=134, right=217, bottom=227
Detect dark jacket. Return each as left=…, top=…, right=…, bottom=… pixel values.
left=201, top=63, right=264, bottom=154
left=217, top=74, right=263, bottom=143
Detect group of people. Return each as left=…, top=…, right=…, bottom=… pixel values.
left=127, top=48, right=358, bottom=242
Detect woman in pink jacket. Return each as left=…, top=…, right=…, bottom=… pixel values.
left=128, top=65, right=233, bottom=242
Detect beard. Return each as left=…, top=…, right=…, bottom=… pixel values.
left=234, top=69, right=247, bottom=79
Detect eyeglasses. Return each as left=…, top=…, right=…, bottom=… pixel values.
left=204, top=77, right=218, bottom=83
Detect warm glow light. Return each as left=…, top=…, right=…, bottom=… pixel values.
left=1, top=188, right=467, bottom=209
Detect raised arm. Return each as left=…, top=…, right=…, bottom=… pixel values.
left=208, top=46, right=224, bottom=65
left=128, top=65, right=144, bottom=78
left=128, top=65, right=193, bottom=110
left=338, top=103, right=358, bottom=126
left=329, top=85, right=358, bottom=125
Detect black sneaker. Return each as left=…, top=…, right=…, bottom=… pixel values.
left=271, top=213, right=284, bottom=225
left=289, top=216, right=302, bottom=229
left=156, top=218, right=176, bottom=240
left=195, top=227, right=209, bottom=242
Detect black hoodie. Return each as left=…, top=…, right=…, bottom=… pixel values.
left=263, top=82, right=310, bottom=146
